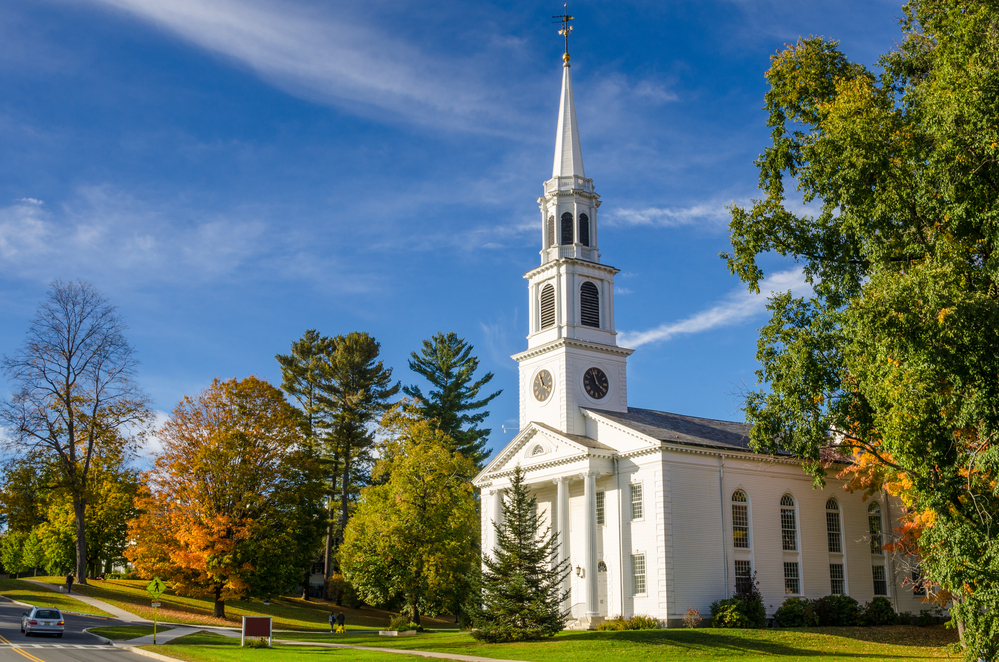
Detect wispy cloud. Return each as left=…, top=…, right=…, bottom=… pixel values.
left=78, top=0, right=531, bottom=133
left=617, top=268, right=811, bottom=348
left=603, top=199, right=746, bottom=229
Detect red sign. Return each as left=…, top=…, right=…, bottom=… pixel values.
left=243, top=617, right=272, bottom=638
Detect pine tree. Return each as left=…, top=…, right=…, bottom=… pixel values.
left=472, top=465, right=569, bottom=642
left=403, top=332, right=501, bottom=469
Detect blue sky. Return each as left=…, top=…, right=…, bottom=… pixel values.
left=0, top=0, right=903, bottom=461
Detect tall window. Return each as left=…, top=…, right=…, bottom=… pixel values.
left=547, top=215, right=555, bottom=248
left=830, top=564, right=845, bottom=594
left=826, top=498, right=843, bottom=553
left=780, top=495, right=797, bottom=551
left=735, top=560, right=752, bottom=594
left=632, top=554, right=646, bottom=594
left=560, top=212, right=574, bottom=245
left=578, top=213, right=590, bottom=246
left=784, top=562, right=800, bottom=594
left=580, top=282, right=600, bottom=327
left=732, top=490, right=749, bottom=549
left=540, top=284, right=556, bottom=330
left=596, top=491, right=605, bottom=526
left=868, top=502, right=884, bottom=555
left=630, top=483, right=644, bottom=520
left=872, top=565, right=887, bottom=596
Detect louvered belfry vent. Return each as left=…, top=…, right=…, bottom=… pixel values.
left=560, top=212, right=573, bottom=245
left=540, top=284, right=556, bottom=329
left=580, top=282, right=599, bottom=327
left=578, top=213, right=590, bottom=247
left=547, top=216, right=555, bottom=248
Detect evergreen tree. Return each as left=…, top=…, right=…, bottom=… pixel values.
left=472, top=465, right=569, bottom=642
left=403, top=332, right=501, bottom=468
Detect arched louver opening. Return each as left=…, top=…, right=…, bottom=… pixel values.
left=580, top=282, right=599, bottom=327
left=560, top=212, right=574, bottom=245
left=540, top=284, right=556, bottom=329
left=547, top=215, right=555, bottom=248
left=578, top=213, right=590, bottom=247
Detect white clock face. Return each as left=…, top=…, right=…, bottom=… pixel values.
left=533, top=369, right=553, bottom=401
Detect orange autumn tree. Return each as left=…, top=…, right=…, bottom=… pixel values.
left=127, top=376, right=324, bottom=618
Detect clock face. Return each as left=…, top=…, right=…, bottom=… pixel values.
left=583, top=367, right=609, bottom=400
left=533, top=369, right=553, bottom=401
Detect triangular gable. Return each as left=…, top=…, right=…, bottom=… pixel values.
left=473, top=422, right=609, bottom=487
left=580, top=408, right=663, bottom=454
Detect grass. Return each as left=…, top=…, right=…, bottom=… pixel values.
left=143, top=632, right=436, bottom=662
left=28, top=576, right=458, bottom=631
left=88, top=625, right=175, bottom=640
left=0, top=578, right=115, bottom=618
left=275, top=626, right=960, bottom=661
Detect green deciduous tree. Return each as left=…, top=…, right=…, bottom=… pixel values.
left=471, top=465, right=569, bottom=642
left=1, top=281, right=152, bottom=585
left=126, top=376, right=324, bottom=619
left=724, top=3, right=999, bottom=658
left=404, top=332, right=501, bottom=469
left=341, top=411, right=478, bottom=625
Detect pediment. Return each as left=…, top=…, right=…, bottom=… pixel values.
left=473, top=422, right=614, bottom=487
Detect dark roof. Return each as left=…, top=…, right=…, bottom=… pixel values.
left=584, top=407, right=756, bottom=453
left=533, top=422, right=616, bottom=452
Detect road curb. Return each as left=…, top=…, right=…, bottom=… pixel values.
left=82, top=627, right=115, bottom=645
left=118, top=645, right=188, bottom=662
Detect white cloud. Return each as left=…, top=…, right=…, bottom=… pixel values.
left=604, top=199, right=746, bottom=229
left=617, top=268, right=811, bottom=348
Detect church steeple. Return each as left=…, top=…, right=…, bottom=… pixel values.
left=553, top=60, right=585, bottom=179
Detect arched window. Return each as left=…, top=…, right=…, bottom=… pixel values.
left=580, top=282, right=599, bottom=327
left=531, top=444, right=545, bottom=456
left=539, top=284, right=556, bottom=330
left=868, top=502, right=883, bottom=555
left=826, top=499, right=842, bottom=553
left=780, top=494, right=797, bottom=551
left=732, top=490, right=749, bottom=549
left=560, top=212, right=574, bottom=245
left=597, top=560, right=607, bottom=572
left=578, top=213, right=590, bottom=247
left=547, top=215, right=555, bottom=248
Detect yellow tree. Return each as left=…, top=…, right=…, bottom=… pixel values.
left=127, top=376, right=324, bottom=618
left=341, top=410, right=477, bottom=625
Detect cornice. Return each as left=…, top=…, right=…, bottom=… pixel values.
left=523, top=258, right=619, bottom=281
left=512, top=337, right=635, bottom=363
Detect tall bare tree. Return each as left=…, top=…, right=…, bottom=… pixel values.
left=1, top=280, right=151, bottom=585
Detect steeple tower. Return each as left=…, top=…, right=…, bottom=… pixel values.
left=513, top=33, right=633, bottom=436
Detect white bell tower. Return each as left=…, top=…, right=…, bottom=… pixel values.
left=513, top=47, right=633, bottom=437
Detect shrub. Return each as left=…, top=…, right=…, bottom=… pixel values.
left=773, top=597, right=818, bottom=628
left=388, top=615, right=421, bottom=632
left=863, top=597, right=896, bottom=626
left=682, top=607, right=702, bottom=628
left=813, top=594, right=861, bottom=626
left=596, top=616, right=627, bottom=631
left=246, top=637, right=270, bottom=648
left=733, top=571, right=767, bottom=628
left=626, top=614, right=660, bottom=630
left=710, top=598, right=751, bottom=628
left=916, top=609, right=936, bottom=627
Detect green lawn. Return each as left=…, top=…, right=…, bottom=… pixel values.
left=28, top=576, right=457, bottom=631
left=88, top=625, right=175, bottom=640
left=144, top=632, right=436, bottom=662
left=151, top=625, right=960, bottom=662
left=0, top=578, right=115, bottom=618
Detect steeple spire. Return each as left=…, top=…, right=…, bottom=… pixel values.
left=551, top=5, right=584, bottom=179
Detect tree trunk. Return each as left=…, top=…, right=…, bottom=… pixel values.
left=72, top=493, right=89, bottom=586
left=301, top=565, right=312, bottom=601
left=213, top=584, right=225, bottom=619
left=323, top=455, right=341, bottom=600
left=409, top=601, right=420, bottom=626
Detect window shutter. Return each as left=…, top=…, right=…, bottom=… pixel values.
left=579, top=213, right=590, bottom=246
left=580, top=282, right=600, bottom=327
left=547, top=215, right=555, bottom=248
left=540, top=284, right=556, bottom=329
left=560, top=212, right=573, bottom=245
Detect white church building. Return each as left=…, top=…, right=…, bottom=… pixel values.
left=472, top=48, right=926, bottom=629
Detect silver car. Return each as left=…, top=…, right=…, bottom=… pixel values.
left=20, top=607, right=65, bottom=637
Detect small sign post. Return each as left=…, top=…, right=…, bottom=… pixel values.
left=146, top=577, right=166, bottom=644
left=241, top=616, right=273, bottom=647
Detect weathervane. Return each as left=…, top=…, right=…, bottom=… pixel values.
left=553, top=4, right=573, bottom=64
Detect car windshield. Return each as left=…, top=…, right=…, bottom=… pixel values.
left=35, top=610, right=60, bottom=619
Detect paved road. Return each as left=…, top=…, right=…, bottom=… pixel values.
left=0, top=602, right=147, bottom=662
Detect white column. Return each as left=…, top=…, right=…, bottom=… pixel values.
left=554, top=477, right=571, bottom=610
left=582, top=471, right=600, bottom=620
left=490, top=488, right=503, bottom=558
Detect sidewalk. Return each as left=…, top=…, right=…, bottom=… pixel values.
left=21, top=579, right=149, bottom=623
left=124, top=626, right=241, bottom=645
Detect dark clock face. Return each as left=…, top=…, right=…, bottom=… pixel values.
left=533, top=369, right=553, bottom=401
left=583, top=367, right=609, bottom=400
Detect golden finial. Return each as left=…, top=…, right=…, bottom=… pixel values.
left=553, top=3, right=573, bottom=65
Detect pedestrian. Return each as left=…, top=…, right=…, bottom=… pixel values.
left=328, top=611, right=335, bottom=633
left=65, top=573, right=74, bottom=594
left=336, top=611, right=346, bottom=634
